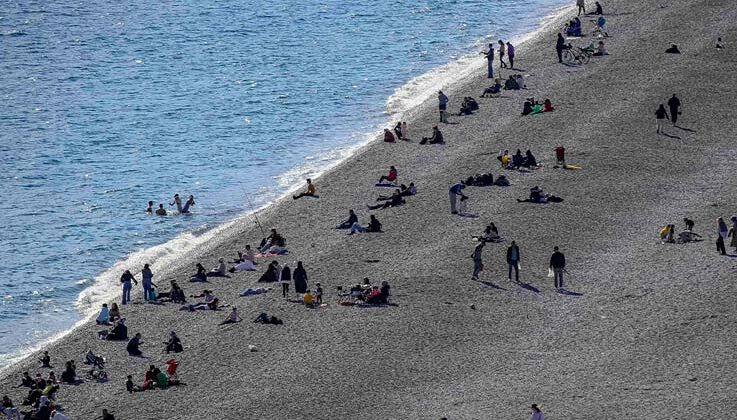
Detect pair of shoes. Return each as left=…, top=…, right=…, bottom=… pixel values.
left=451, top=211, right=458, bottom=214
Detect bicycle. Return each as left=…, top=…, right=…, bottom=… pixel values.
left=562, top=43, right=592, bottom=65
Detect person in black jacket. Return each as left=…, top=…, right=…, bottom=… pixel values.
left=506, top=241, right=520, bottom=281
left=556, top=33, right=566, bottom=63
left=667, top=94, right=681, bottom=126
left=549, top=246, right=566, bottom=289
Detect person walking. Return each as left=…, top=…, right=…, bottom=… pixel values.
left=483, top=43, right=494, bottom=78
left=717, top=217, right=729, bottom=255
left=506, top=241, right=520, bottom=281
left=449, top=182, right=466, bottom=214
left=120, top=270, right=137, bottom=305
left=655, top=104, right=669, bottom=134
left=576, top=0, right=586, bottom=16
left=506, top=41, right=516, bottom=68
left=667, top=94, right=681, bottom=126
left=293, top=261, right=308, bottom=294
left=530, top=404, right=545, bottom=420
left=438, top=91, right=449, bottom=123
left=549, top=246, right=566, bottom=289
left=498, top=40, right=507, bottom=68
left=141, top=264, right=156, bottom=301
left=556, top=33, right=566, bottom=63
left=729, top=216, right=737, bottom=252
left=471, top=241, right=485, bottom=280
left=280, top=263, right=291, bottom=298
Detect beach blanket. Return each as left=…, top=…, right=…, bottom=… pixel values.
left=375, top=183, right=398, bottom=187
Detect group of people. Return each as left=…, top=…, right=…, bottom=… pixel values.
left=659, top=218, right=703, bottom=244
left=655, top=94, right=682, bottom=134
left=482, top=40, right=517, bottom=79
left=145, top=194, right=195, bottom=216
left=497, top=149, right=539, bottom=169
left=521, top=98, right=554, bottom=115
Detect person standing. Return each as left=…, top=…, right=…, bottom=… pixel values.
left=483, top=43, right=494, bottom=78
left=717, top=217, right=729, bottom=255
left=729, top=216, right=737, bottom=253
left=438, top=91, right=449, bottom=123
left=530, top=404, right=545, bottom=420
left=667, top=94, right=681, bottom=126
left=506, top=41, right=516, bottom=68
left=555, top=145, right=566, bottom=166
left=170, top=194, right=182, bottom=212
left=498, top=40, right=507, bottom=68
left=293, top=261, right=308, bottom=294
left=556, top=33, right=566, bottom=63
left=655, top=104, right=669, bottom=134
left=280, top=263, right=291, bottom=298
left=120, top=270, right=137, bottom=305
left=471, top=241, right=485, bottom=280
left=576, top=0, right=586, bottom=16
left=549, top=246, right=566, bottom=289
left=449, top=182, right=466, bottom=214
left=141, top=264, right=155, bottom=301
left=506, top=241, right=520, bottom=281
left=181, top=195, right=195, bottom=213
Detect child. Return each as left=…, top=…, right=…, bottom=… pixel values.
left=315, top=283, right=323, bottom=305
left=458, top=195, right=468, bottom=215
left=126, top=375, right=141, bottom=393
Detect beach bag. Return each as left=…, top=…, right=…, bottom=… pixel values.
left=547, top=267, right=554, bottom=277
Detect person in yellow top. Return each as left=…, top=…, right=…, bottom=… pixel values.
left=302, top=290, right=314, bottom=307
left=498, top=150, right=511, bottom=168
left=293, top=178, right=317, bottom=200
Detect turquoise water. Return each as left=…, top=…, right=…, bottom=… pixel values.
left=0, top=0, right=566, bottom=368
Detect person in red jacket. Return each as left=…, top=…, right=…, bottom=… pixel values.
left=555, top=145, right=565, bottom=166
left=378, top=166, right=397, bottom=184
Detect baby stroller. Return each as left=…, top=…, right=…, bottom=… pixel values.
left=84, top=350, right=107, bottom=381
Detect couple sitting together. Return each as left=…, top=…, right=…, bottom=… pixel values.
left=522, top=98, right=554, bottom=115
left=517, top=186, right=563, bottom=203
left=336, top=210, right=382, bottom=235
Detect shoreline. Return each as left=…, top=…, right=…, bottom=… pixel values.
left=5, top=0, right=737, bottom=418
left=0, top=2, right=571, bottom=374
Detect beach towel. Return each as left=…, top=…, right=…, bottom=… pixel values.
left=375, top=183, right=398, bottom=187
left=530, top=105, right=543, bottom=115
left=564, top=163, right=582, bottom=170
left=255, top=250, right=289, bottom=258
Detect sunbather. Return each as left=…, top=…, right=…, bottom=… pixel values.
left=420, top=126, right=444, bottom=145
left=336, top=210, right=358, bottom=229
left=367, top=191, right=405, bottom=210
left=378, top=166, right=398, bottom=184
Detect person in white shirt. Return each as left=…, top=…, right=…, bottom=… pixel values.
left=530, top=404, right=544, bottom=420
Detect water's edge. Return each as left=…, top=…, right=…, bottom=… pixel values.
left=0, top=3, right=572, bottom=374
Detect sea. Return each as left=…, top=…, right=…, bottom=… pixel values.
left=0, top=0, right=567, bottom=370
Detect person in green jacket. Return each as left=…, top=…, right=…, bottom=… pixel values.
left=155, top=369, right=168, bottom=389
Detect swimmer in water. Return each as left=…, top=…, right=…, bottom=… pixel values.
left=146, top=201, right=153, bottom=213
left=155, top=204, right=167, bottom=216
left=181, top=195, right=195, bottom=213
left=170, top=194, right=182, bottom=212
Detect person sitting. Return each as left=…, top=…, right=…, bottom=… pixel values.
left=349, top=214, right=382, bottom=235
left=518, top=186, right=545, bottom=203
left=207, top=258, right=227, bottom=277
left=542, top=99, right=554, bottom=113
left=292, top=178, right=316, bottom=199
left=108, top=303, right=121, bottom=323
left=257, top=262, right=279, bottom=283
left=367, top=190, right=405, bottom=210
left=20, top=372, right=35, bottom=388
left=521, top=100, right=533, bottom=115
left=383, top=128, right=396, bottom=142
left=302, top=290, right=315, bottom=307
left=59, top=361, right=80, bottom=385
left=481, top=79, right=502, bottom=97
left=515, top=74, right=526, bottom=89
left=181, top=290, right=218, bottom=311
left=157, top=280, right=186, bottom=303
left=459, top=97, right=479, bottom=115
left=677, top=230, right=702, bottom=243
left=378, top=166, right=398, bottom=184
left=659, top=225, right=675, bottom=243
left=154, top=368, right=168, bottom=389
left=164, top=331, right=183, bottom=353
left=259, top=229, right=284, bottom=253
left=95, top=304, right=111, bottom=325
left=230, top=257, right=256, bottom=272
left=219, top=307, right=241, bottom=325
left=420, top=126, right=444, bottom=145
left=504, top=75, right=519, bottom=90
left=475, top=223, right=501, bottom=242
left=127, top=333, right=143, bottom=357
left=99, top=319, right=128, bottom=341
left=498, top=150, right=511, bottom=168
left=466, top=173, right=494, bottom=186
left=586, top=1, right=603, bottom=15
left=512, top=149, right=525, bottom=169
left=376, top=183, right=416, bottom=200
left=593, top=41, right=608, bottom=56
left=39, top=351, right=51, bottom=368
left=366, top=281, right=391, bottom=304
left=665, top=44, right=681, bottom=54
left=190, top=263, right=207, bottom=282
left=126, top=375, right=141, bottom=393
left=523, top=150, right=538, bottom=167
left=336, top=210, right=358, bottom=229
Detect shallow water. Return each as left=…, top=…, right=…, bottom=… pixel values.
left=0, top=0, right=566, bottom=368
